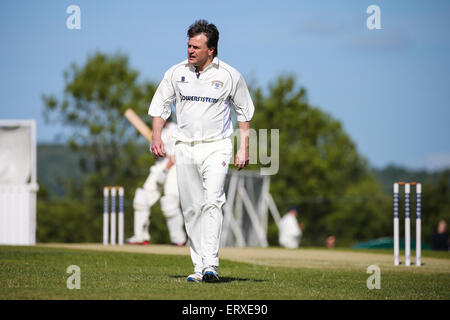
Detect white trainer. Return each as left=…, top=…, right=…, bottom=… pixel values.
left=186, top=272, right=203, bottom=283
left=202, top=266, right=220, bottom=283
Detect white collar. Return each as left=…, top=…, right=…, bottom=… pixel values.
left=187, top=56, right=220, bottom=70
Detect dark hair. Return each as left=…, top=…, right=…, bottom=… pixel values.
left=187, top=20, right=219, bottom=57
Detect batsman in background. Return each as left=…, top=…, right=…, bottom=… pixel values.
left=126, top=118, right=187, bottom=246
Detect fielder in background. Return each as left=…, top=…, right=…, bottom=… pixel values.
left=432, top=220, right=449, bottom=251
left=126, top=118, right=186, bottom=246
left=279, top=206, right=304, bottom=249
left=149, top=20, right=254, bottom=283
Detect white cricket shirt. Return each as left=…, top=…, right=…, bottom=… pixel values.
left=279, top=214, right=302, bottom=248
left=148, top=57, right=255, bottom=142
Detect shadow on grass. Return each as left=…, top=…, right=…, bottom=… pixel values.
left=169, top=275, right=267, bottom=283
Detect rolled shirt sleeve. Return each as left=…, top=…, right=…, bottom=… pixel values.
left=230, top=75, right=255, bottom=122
left=148, top=70, right=175, bottom=120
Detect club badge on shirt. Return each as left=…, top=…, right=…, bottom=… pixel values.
left=211, top=80, right=224, bottom=90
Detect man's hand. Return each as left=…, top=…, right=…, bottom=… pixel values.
left=235, top=121, right=250, bottom=170
left=235, top=146, right=249, bottom=170
left=150, top=117, right=166, bottom=157
left=151, top=136, right=166, bottom=157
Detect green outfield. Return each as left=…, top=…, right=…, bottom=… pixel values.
left=0, top=244, right=449, bottom=300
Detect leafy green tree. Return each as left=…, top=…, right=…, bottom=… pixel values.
left=40, top=52, right=163, bottom=242
left=371, top=165, right=446, bottom=194
left=250, top=75, right=388, bottom=245
left=41, top=55, right=446, bottom=248
left=323, top=175, right=392, bottom=246
left=37, top=195, right=92, bottom=243
left=422, top=170, right=450, bottom=243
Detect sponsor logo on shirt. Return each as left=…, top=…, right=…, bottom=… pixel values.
left=177, top=76, right=189, bottom=83
left=180, top=93, right=218, bottom=103
left=211, top=80, right=224, bottom=90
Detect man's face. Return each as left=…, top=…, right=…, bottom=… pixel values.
left=187, top=33, right=214, bottom=68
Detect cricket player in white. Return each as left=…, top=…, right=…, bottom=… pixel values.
left=127, top=119, right=187, bottom=246
left=149, top=20, right=254, bottom=282
left=279, top=207, right=303, bottom=249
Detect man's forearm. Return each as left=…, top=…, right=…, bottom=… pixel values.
left=150, top=117, right=167, bottom=157
left=152, top=117, right=165, bottom=139
left=238, top=121, right=250, bottom=149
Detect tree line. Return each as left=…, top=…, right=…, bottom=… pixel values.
left=38, top=52, right=450, bottom=247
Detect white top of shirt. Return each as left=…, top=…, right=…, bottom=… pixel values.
left=148, top=57, right=255, bottom=142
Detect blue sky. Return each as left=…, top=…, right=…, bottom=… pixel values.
left=1, top=0, right=449, bottom=170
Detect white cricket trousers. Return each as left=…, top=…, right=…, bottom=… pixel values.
left=175, top=138, right=232, bottom=273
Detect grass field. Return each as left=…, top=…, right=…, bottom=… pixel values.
left=1, top=244, right=449, bottom=300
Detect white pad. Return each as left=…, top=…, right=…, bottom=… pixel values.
left=133, top=188, right=151, bottom=211
left=160, top=195, right=186, bottom=244
left=160, top=195, right=180, bottom=218
left=134, top=210, right=150, bottom=242
left=166, top=213, right=186, bottom=245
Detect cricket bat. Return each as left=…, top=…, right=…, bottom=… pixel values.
left=124, top=108, right=152, bottom=143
